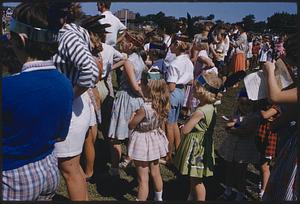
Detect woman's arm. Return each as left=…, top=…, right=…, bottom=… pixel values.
left=261, top=107, right=278, bottom=120
left=263, top=62, right=297, bottom=103
left=181, top=110, right=204, bottom=135
left=197, top=55, right=215, bottom=67
left=128, top=107, right=146, bottom=130
left=111, top=60, right=126, bottom=71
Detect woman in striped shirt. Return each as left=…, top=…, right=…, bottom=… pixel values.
left=51, top=3, right=101, bottom=201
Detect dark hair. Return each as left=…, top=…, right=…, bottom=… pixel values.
left=97, top=1, right=111, bottom=9
left=11, top=2, right=58, bottom=60
left=149, top=48, right=167, bottom=61
left=0, top=43, right=22, bottom=74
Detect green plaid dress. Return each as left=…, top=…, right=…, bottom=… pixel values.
left=174, top=104, right=216, bottom=178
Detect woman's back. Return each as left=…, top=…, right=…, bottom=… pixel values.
left=120, top=52, right=145, bottom=90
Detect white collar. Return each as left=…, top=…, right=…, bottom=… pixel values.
left=21, top=60, right=56, bottom=72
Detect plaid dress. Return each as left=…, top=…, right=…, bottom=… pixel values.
left=256, top=105, right=281, bottom=158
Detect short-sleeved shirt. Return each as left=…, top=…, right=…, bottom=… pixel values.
left=100, top=43, right=124, bottom=78
left=99, top=11, right=127, bottom=47
left=167, top=54, right=194, bottom=85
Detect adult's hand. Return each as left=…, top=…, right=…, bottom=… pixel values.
left=262, top=61, right=275, bottom=77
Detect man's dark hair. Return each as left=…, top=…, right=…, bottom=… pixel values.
left=98, top=1, right=111, bottom=9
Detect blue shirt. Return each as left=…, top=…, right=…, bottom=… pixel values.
left=2, top=61, right=73, bottom=170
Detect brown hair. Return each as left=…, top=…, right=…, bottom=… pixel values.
left=12, top=2, right=58, bottom=60
left=194, top=72, right=223, bottom=104
left=89, top=32, right=103, bottom=56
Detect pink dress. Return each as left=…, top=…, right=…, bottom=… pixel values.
left=128, top=101, right=169, bottom=161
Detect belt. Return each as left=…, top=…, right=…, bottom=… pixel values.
left=175, top=84, right=184, bottom=89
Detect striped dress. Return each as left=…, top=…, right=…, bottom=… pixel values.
left=52, top=23, right=99, bottom=88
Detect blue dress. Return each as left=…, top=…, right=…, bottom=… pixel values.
left=108, top=53, right=145, bottom=140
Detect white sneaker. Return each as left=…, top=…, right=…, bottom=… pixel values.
left=119, top=159, right=131, bottom=169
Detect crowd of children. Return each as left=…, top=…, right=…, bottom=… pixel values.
left=1, top=1, right=298, bottom=202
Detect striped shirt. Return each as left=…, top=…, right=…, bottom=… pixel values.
left=52, top=23, right=99, bottom=88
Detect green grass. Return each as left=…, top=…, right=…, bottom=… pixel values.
left=54, top=79, right=260, bottom=201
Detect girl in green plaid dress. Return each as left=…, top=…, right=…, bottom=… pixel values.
left=173, top=72, right=223, bottom=201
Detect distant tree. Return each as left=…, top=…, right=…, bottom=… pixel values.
left=215, top=19, right=224, bottom=25
left=267, top=12, right=296, bottom=34
left=242, top=14, right=256, bottom=31
left=206, top=14, right=215, bottom=20
left=252, top=21, right=267, bottom=33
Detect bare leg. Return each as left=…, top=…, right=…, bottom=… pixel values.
left=58, top=155, right=88, bottom=201
left=84, top=125, right=97, bottom=177
left=135, top=160, right=149, bottom=201
left=110, top=142, right=122, bottom=169
left=166, top=123, right=175, bottom=162
left=261, top=162, right=270, bottom=192
left=149, top=160, right=163, bottom=192
left=190, top=177, right=206, bottom=201
left=173, top=123, right=181, bottom=150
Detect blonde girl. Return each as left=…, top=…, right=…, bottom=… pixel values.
left=174, top=72, right=223, bottom=201
left=107, top=31, right=146, bottom=176
left=128, top=70, right=170, bottom=201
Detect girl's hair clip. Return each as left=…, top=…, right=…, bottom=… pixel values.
left=196, top=75, right=223, bottom=94
left=9, top=18, right=59, bottom=43
left=142, top=67, right=163, bottom=81
left=147, top=67, right=163, bottom=80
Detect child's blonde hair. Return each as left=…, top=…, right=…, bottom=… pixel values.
left=141, top=70, right=170, bottom=122
left=148, top=79, right=170, bottom=122
left=194, top=72, right=223, bottom=104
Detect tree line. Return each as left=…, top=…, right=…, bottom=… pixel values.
left=133, top=11, right=296, bottom=35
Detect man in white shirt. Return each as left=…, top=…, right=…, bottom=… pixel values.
left=97, top=1, right=127, bottom=87
left=97, top=1, right=127, bottom=47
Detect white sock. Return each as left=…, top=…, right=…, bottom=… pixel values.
left=154, top=191, right=163, bottom=201
left=187, top=192, right=193, bottom=201
left=259, top=190, right=264, bottom=198
left=224, top=186, right=232, bottom=196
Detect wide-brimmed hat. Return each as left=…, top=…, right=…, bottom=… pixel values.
left=80, top=15, right=111, bottom=34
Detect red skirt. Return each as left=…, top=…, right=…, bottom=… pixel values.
left=231, top=52, right=246, bottom=73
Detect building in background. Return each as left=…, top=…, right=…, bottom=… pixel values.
left=114, top=9, right=136, bottom=29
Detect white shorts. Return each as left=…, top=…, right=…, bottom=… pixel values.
left=87, top=94, right=97, bottom=127
left=54, top=92, right=91, bottom=158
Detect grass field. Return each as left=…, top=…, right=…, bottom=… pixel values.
left=54, top=81, right=261, bottom=201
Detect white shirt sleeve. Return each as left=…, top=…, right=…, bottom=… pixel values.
left=118, top=19, right=127, bottom=33
left=167, top=63, right=179, bottom=83
left=112, top=47, right=124, bottom=62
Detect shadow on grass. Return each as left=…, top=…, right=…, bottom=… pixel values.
left=53, top=193, right=69, bottom=201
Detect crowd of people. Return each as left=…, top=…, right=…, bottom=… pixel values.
left=1, top=1, right=298, bottom=202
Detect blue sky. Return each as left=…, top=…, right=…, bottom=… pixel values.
left=4, top=2, right=297, bottom=23
left=80, top=2, right=297, bottom=22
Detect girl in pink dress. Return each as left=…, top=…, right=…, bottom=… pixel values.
left=128, top=70, right=170, bottom=201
